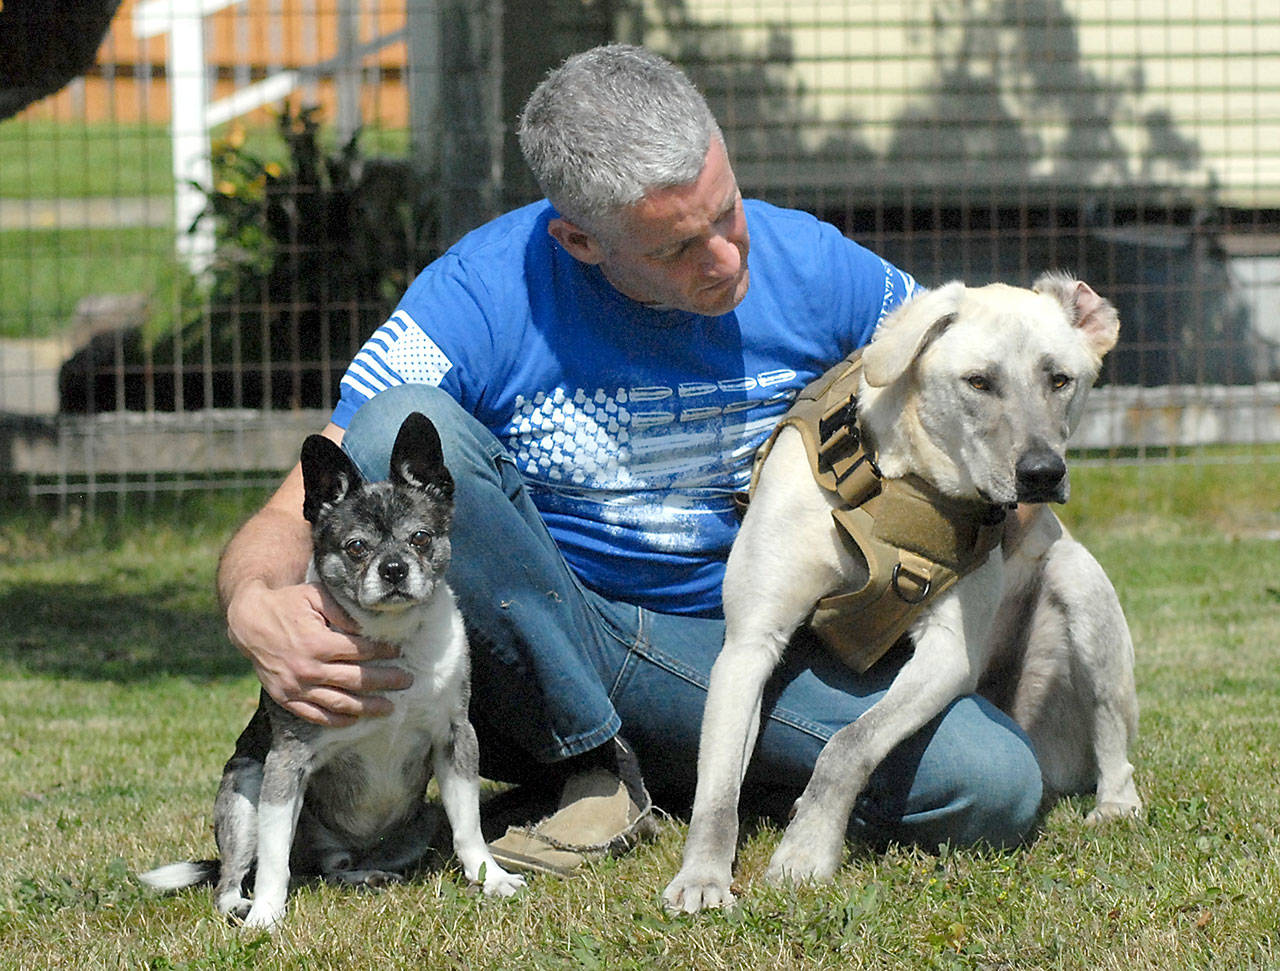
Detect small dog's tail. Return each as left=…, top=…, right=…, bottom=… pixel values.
left=137, top=860, right=220, bottom=891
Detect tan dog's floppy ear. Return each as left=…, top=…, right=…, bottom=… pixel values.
left=862, top=281, right=965, bottom=388
left=1033, top=272, right=1120, bottom=359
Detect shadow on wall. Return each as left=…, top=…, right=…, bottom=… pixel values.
left=651, top=0, right=1267, bottom=386
left=868, top=220, right=1266, bottom=387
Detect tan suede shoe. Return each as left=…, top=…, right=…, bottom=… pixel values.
left=487, top=766, right=658, bottom=877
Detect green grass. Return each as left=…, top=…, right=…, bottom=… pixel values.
left=0, top=119, right=411, bottom=338
left=0, top=225, right=187, bottom=339
left=0, top=119, right=411, bottom=200
left=0, top=465, right=1277, bottom=969
left=0, top=121, right=174, bottom=200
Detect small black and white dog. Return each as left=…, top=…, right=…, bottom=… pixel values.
left=140, top=413, right=523, bottom=929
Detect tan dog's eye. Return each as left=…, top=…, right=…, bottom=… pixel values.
left=1050, top=373, right=1072, bottom=391
left=409, top=530, right=431, bottom=549
left=344, top=539, right=370, bottom=559
left=966, top=374, right=991, bottom=392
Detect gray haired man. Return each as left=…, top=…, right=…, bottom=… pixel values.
left=217, top=44, right=1042, bottom=876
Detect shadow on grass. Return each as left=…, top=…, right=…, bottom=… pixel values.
left=0, top=580, right=244, bottom=682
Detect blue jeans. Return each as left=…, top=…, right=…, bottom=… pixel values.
left=343, top=385, right=1042, bottom=848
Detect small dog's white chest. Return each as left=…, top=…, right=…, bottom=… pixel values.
left=307, top=600, right=468, bottom=839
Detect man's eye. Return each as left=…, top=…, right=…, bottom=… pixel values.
left=344, top=539, right=369, bottom=559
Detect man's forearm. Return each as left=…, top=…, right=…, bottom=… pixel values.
left=217, top=424, right=343, bottom=611
left=216, top=488, right=312, bottom=611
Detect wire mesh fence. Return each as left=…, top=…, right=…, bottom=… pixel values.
left=0, top=0, right=1276, bottom=506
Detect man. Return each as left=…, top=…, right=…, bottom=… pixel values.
left=218, top=44, right=1042, bottom=875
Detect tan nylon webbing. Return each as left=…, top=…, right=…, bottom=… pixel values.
left=747, top=351, right=1006, bottom=673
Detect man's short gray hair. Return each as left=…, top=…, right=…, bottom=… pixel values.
left=518, top=44, right=722, bottom=232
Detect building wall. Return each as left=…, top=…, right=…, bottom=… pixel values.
left=635, top=0, right=1280, bottom=207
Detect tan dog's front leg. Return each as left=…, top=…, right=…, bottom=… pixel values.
left=662, top=637, right=784, bottom=912
left=664, top=428, right=852, bottom=913
left=766, top=571, right=999, bottom=884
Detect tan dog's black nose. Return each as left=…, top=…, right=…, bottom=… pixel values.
left=1015, top=445, right=1066, bottom=501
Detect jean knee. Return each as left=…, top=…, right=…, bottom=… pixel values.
left=343, top=385, right=473, bottom=481
left=944, top=710, right=1043, bottom=848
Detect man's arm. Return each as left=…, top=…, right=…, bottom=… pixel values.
left=217, top=422, right=411, bottom=726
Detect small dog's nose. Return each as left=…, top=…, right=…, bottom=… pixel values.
left=379, top=557, right=409, bottom=586
left=1015, top=445, right=1066, bottom=498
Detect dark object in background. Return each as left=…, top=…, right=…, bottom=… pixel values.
left=0, top=0, right=123, bottom=121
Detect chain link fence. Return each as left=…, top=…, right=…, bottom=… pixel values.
left=1, top=0, right=1277, bottom=505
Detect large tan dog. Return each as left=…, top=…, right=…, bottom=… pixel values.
left=664, top=273, right=1141, bottom=913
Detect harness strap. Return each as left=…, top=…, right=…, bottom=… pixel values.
left=748, top=350, right=1006, bottom=674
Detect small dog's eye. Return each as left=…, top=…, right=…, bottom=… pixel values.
left=966, top=374, right=991, bottom=392
left=1050, top=373, right=1072, bottom=391
left=344, top=539, right=369, bottom=559
left=409, top=530, right=432, bottom=549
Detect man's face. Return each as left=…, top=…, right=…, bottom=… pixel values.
left=557, top=139, right=751, bottom=316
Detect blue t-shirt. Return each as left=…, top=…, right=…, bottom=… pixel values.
left=334, top=199, right=919, bottom=617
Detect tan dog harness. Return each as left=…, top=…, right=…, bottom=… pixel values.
left=748, top=352, right=1008, bottom=673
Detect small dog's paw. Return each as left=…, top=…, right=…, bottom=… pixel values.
left=481, top=866, right=526, bottom=898
left=215, top=892, right=252, bottom=922
left=326, top=868, right=405, bottom=889
left=241, top=901, right=286, bottom=931
left=662, top=867, right=736, bottom=914
left=360, top=870, right=404, bottom=889
left=1085, top=799, right=1143, bottom=826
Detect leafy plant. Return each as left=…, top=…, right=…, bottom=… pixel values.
left=60, top=104, right=440, bottom=413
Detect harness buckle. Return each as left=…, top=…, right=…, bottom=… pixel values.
left=891, top=561, right=932, bottom=604
left=818, top=393, right=858, bottom=445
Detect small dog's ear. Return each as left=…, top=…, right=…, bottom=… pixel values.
left=1033, top=271, right=1120, bottom=359
left=300, top=434, right=363, bottom=524
left=862, top=282, right=964, bottom=388
left=389, top=413, right=454, bottom=499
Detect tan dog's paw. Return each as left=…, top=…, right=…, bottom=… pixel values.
left=663, top=865, right=736, bottom=913
left=765, top=814, right=844, bottom=885
left=1085, top=798, right=1143, bottom=826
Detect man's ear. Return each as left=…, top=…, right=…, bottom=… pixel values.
left=548, top=217, right=606, bottom=265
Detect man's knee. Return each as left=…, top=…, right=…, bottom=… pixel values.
left=956, top=742, right=1043, bottom=848
left=343, top=385, right=471, bottom=481
left=919, top=705, right=1043, bottom=849
left=852, top=697, right=1043, bottom=850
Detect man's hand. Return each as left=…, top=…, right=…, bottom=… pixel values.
left=225, top=577, right=413, bottom=726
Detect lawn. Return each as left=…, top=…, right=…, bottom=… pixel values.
left=0, top=120, right=410, bottom=200
left=0, top=122, right=173, bottom=200
left=0, top=118, right=412, bottom=339
left=0, top=225, right=185, bottom=339
left=0, top=460, right=1277, bottom=969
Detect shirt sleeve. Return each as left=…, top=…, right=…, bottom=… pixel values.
left=820, top=220, right=923, bottom=354
left=332, top=252, right=494, bottom=429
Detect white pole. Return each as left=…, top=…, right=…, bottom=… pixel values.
left=167, top=14, right=215, bottom=272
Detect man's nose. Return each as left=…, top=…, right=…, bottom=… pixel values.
left=703, top=233, right=741, bottom=276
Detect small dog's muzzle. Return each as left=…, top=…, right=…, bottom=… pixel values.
left=378, top=556, right=410, bottom=587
